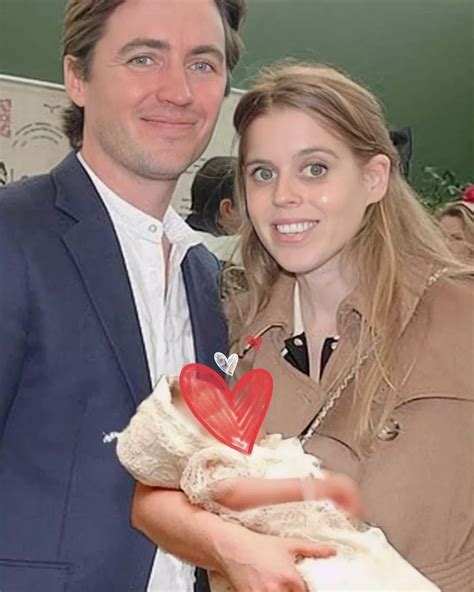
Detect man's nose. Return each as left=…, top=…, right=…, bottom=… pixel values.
left=155, top=64, right=194, bottom=107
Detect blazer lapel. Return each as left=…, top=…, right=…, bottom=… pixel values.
left=182, top=245, right=229, bottom=371
left=52, top=153, right=151, bottom=406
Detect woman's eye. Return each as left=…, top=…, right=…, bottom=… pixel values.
left=252, top=167, right=274, bottom=182
left=129, top=56, right=154, bottom=67
left=304, top=164, right=327, bottom=178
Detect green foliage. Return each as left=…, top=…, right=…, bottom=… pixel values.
left=417, top=167, right=470, bottom=214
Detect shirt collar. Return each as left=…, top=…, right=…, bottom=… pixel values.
left=77, top=152, right=202, bottom=250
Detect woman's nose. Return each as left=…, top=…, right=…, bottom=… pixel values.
left=272, top=176, right=304, bottom=208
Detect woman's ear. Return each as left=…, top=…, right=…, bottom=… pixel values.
left=63, top=55, right=86, bottom=107
left=364, top=154, right=391, bottom=205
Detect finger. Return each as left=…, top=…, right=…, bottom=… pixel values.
left=286, top=574, right=310, bottom=592
left=288, top=539, right=336, bottom=559
left=299, top=544, right=335, bottom=559
left=342, top=497, right=359, bottom=518
left=350, top=494, right=365, bottom=519
left=356, top=501, right=366, bottom=519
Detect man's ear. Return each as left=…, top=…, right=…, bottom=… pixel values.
left=364, top=154, right=391, bottom=205
left=64, top=56, right=86, bottom=107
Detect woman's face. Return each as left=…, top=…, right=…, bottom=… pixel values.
left=243, top=108, right=389, bottom=275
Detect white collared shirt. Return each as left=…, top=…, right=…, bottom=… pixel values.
left=77, top=153, right=199, bottom=592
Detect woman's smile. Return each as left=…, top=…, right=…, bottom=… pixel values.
left=272, top=219, right=320, bottom=243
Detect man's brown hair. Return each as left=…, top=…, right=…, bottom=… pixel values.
left=62, top=0, right=246, bottom=150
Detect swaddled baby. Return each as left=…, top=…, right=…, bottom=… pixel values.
left=117, top=376, right=438, bottom=592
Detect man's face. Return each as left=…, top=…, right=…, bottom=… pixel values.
left=66, top=0, right=227, bottom=181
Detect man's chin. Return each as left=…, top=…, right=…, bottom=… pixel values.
left=129, top=158, right=189, bottom=182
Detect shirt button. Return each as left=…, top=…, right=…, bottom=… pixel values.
left=148, top=224, right=158, bottom=233
left=293, top=337, right=304, bottom=347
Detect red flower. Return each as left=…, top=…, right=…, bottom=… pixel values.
left=463, top=185, right=474, bottom=203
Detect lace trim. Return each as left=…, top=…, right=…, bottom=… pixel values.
left=180, top=445, right=256, bottom=513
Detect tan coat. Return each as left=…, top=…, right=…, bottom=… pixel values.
left=230, top=270, right=474, bottom=591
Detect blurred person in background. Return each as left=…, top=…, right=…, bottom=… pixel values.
left=186, top=155, right=242, bottom=264
left=438, top=187, right=474, bottom=260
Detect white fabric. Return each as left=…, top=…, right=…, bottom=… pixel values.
left=192, top=231, right=242, bottom=265
left=294, top=281, right=304, bottom=334
left=77, top=154, right=198, bottom=592
left=117, top=377, right=439, bottom=592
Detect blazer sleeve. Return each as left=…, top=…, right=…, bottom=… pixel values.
left=0, top=215, right=29, bottom=436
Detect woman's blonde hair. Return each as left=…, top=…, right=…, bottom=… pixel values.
left=230, top=61, right=472, bottom=449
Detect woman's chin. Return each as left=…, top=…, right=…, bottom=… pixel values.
left=270, top=246, right=344, bottom=277
left=273, top=256, right=321, bottom=276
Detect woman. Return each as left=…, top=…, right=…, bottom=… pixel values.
left=132, top=63, right=473, bottom=591
left=226, top=61, right=474, bottom=590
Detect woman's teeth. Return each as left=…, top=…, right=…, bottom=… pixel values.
left=275, top=221, right=317, bottom=235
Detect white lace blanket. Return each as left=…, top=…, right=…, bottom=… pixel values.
left=116, top=377, right=439, bottom=592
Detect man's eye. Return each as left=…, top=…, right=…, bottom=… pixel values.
left=191, top=62, right=214, bottom=72
left=129, top=56, right=154, bottom=67
left=252, top=167, right=274, bottom=182
left=304, top=164, right=327, bottom=178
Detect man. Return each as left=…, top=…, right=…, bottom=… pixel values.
left=0, top=1, right=245, bottom=590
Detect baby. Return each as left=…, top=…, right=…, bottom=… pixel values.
left=117, top=375, right=439, bottom=592
left=167, top=376, right=362, bottom=517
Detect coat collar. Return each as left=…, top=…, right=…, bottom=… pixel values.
left=53, top=151, right=107, bottom=221
left=53, top=153, right=152, bottom=406
left=234, top=273, right=293, bottom=357
left=236, top=261, right=440, bottom=358
left=234, top=263, right=448, bottom=460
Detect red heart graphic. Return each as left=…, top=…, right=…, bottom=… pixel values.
left=246, top=335, right=263, bottom=351
left=179, top=363, right=273, bottom=455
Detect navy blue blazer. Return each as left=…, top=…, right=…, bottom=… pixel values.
left=0, top=153, right=225, bottom=592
